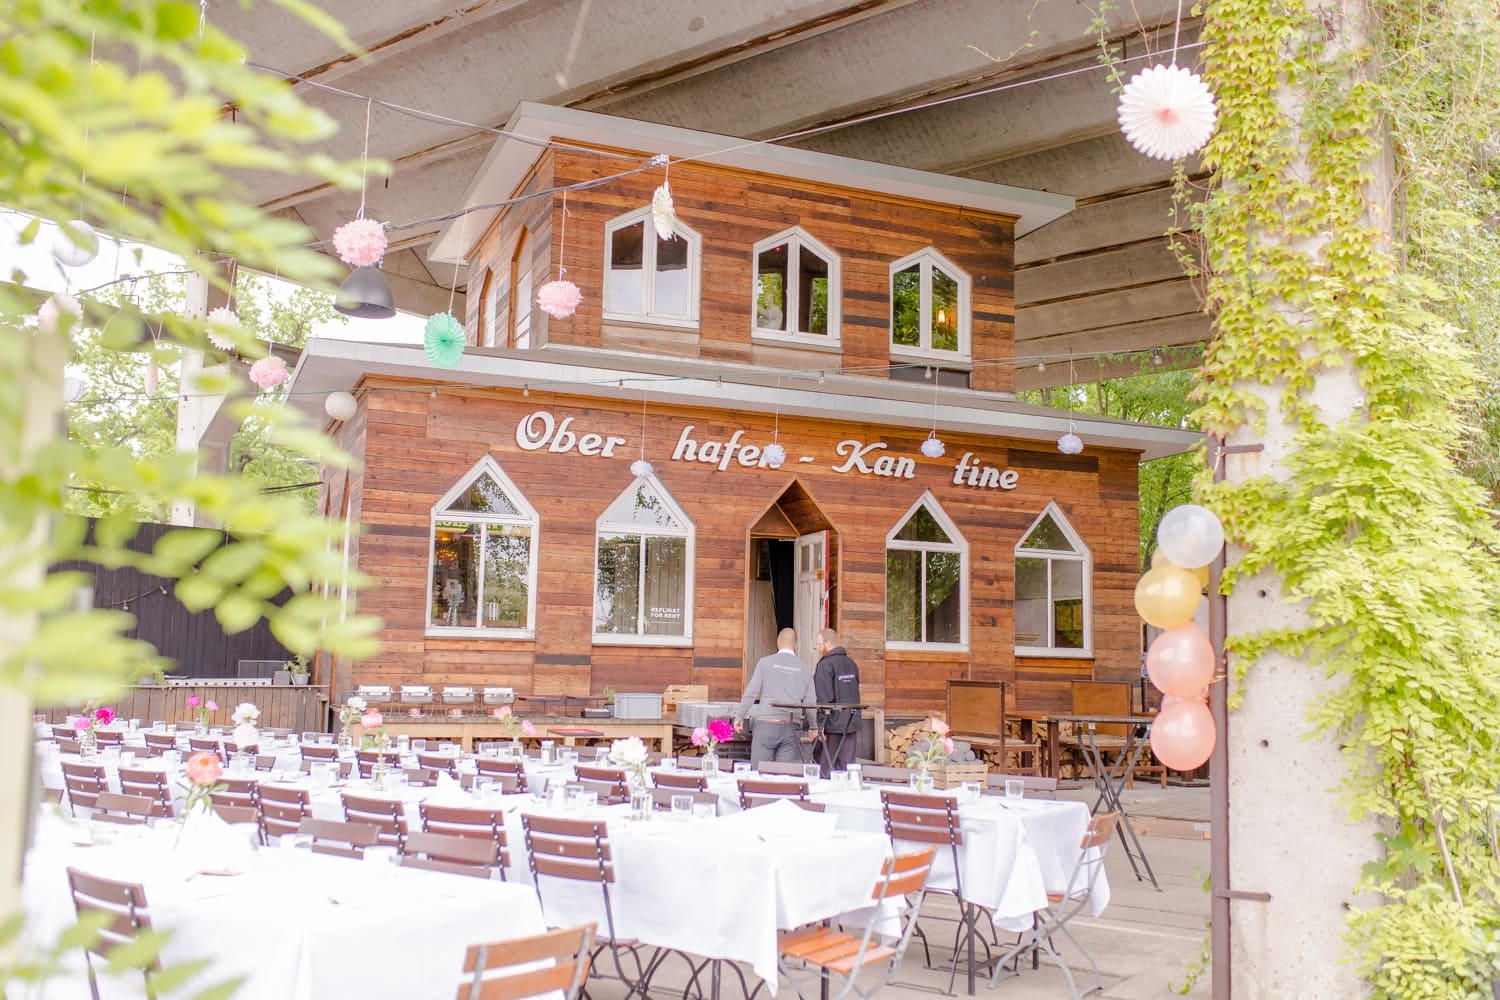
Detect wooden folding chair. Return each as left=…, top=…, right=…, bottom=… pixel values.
left=756, top=760, right=807, bottom=776
left=60, top=761, right=107, bottom=816
left=456, top=923, right=595, bottom=1000
left=651, top=770, right=709, bottom=791
left=212, top=803, right=259, bottom=825
left=573, top=765, right=629, bottom=803
left=856, top=765, right=915, bottom=786
left=476, top=757, right=528, bottom=792
left=91, top=792, right=156, bottom=826
left=401, top=831, right=501, bottom=879
left=300, top=743, right=339, bottom=761
left=418, top=751, right=460, bottom=778
left=66, top=868, right=159, bottom=1000
left=737, top=778, right=810, bottom=809
left=989, top=812, right=1120, bottom=998
left=647, top=788, right=719, bottom=813
left=143, top=732, right=177, bottom=754
left=355, top=749, right=402, bottom=780
left=420, top=803, right=510, bottom=879
left=779, top=848, right=937, bottom=1000
left=298, top=817, right=380, bottom=859
left=117, top=768, right=175, bottom=819
left=257, top=784, right=311, bottom=842
left=341, top=791, right=407, bottom=848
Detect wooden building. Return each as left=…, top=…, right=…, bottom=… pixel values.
left=290, top=104, right=1199, bottom=714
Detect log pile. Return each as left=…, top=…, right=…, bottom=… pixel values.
left=884, top=722, right=981, bottom=764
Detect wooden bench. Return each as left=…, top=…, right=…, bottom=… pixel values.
left=945, top=680, right=1040, bottom=776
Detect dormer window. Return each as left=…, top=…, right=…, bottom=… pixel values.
left=890, top=247, right=970, bottom=362
left=752, top=227, right=840, bottom=344
left=604, top=207, right=701, bottom=328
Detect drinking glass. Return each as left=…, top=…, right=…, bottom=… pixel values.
left=412, top=739, right=427, bottom=753
left=128, top=719, right=140, bottom=732
left=802, top=763, right=821, bottom=782
left=594, top=746, right=610, bottom=762
left=732, top=761, right=751, bottom=776
left=847, top=763, right=863, bottom=790
left=630, top=789, right=651, bottom=821
left=540, top=740, right=555, bottom=766
left=151, top=720, right=164, bottom=733
left=830, top=770, right=848, bottom=790
left=671, top=794, right=693, bottom=821
left=692, top=801, right=716, bottom=820
left=1005, top=778, right=1025, bottom=799
left=961, top=780, right=982, bottom=804
left=564, top=785, right=582, bottom=811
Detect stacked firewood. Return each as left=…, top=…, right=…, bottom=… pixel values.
left=884, top=722, right=980, bottom=764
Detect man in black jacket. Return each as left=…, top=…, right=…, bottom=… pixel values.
left=813, top=628, right=861, bottom=776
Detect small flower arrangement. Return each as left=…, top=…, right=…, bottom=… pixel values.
left=609, top=736, right=651, bottom=785
left=338, top=696, right=366, bottom=736
left=358, top=709, right=387, bottom=750
left=492, top=705, right=536, bottom=740
left=691, top=718, right=734, bottom=755
left=230, top=702, right=260, bottom=752
left=181, top=751, right=225, bottom=821
left=73, top=705, right=114, bottom=736
left=906, top=717, right=955, bottom=772
left=185, top=695, right=217, bottom=728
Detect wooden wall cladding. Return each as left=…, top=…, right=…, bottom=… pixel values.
left=467, top=148, right=1017, bottom=392
left=339, top=381, right=1141, bottom=715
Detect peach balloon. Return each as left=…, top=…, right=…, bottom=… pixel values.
left=1151, top=547, right=1209, bottom=589
left=1133, top=565, right=1201, bottom=629
left=1150, top=700, right=1215, bottom=771
left=1146, top=623, right=1216, bottom=697
left=1160, top=689, right=1208, bottom=711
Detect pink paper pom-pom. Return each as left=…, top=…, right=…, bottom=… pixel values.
left=248, top=355, right=288, bottom=389
left=332, top=218, right=388, bottom=268
left=535, top=279, right=582, bottom=319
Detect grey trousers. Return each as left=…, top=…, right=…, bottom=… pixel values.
left=749, top=721, right=804, bottom=765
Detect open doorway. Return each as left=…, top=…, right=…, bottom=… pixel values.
left=745, top=481, right=839, bottom=672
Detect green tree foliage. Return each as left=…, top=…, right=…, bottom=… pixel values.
left=1194, top=0, right=1500, bottom=993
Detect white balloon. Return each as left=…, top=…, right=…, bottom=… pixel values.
left=53, top=220, right=99, bottom=268
left=324, top=390, right=358, bottom=422
left=1157, top=504, right=1225, bottom=569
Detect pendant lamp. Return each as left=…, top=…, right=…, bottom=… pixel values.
left=335, top=266, right=396, bottom=319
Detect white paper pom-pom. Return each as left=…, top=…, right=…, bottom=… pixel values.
left=536, top=279, right=582, bottom=319
left=248, top=355, right=288, bottom=389
left=206, top=307, right=241, bottom=351
left=1117, top=64, right=1217, bottom=161
left=762, top=442, right=786, bottom=468
left=1057, top=432, right=1084, bottom=455
left=630, top=459, right=655, bottom=479
left=920, top=432, right=946, bottom=459
left=651, top=181, right=677, bottom=241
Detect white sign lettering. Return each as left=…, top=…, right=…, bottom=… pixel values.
left=833, top=440, right=915, bottom=479
left=515, top=410, right=626, bottom=457
left=673, top=425, right=779, bottom=469
left=952, top=451, right=1020, bottom=490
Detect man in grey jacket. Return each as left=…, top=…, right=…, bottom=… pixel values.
left=735, top=628, right=819, bottom=765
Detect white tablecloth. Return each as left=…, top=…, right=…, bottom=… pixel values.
left=22, top=809, right=547, bottom=1000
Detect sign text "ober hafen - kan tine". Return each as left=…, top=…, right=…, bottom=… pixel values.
left=515, top=411, right=1019, bottom=490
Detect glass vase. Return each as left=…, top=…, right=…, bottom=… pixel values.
left=78, top=729, right=97, bottom=760
left=913, top=764, right=934, bottom=794
left=702, top=752, right=720, bottom=779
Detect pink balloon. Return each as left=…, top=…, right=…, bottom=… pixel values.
left=1146, top=623, right=1215, bottom=698
left=1150, top=700, right=1216, bottom=771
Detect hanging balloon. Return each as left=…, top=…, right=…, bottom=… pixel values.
left=1146, top=623, right=1215, bottom=698
left=1149, top=699, right=1216, bottom=771
left=1157, top=503, right=1225, bottom=569
left=1151, top=547, right=1209, bottom=589
left=1133, top=564, right=1201, bottom=630
left=325, top=390, right=359, bottom=422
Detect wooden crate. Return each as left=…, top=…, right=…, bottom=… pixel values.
left=662, top=684, right=709, bottom=721
left=931, top=761, right=989, bottom=789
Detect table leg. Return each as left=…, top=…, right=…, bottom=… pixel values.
left=1082, top=725, right=1160, bottom=889
left=1046, top=721, right=1060, bottom=780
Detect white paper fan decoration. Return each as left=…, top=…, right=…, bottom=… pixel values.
left=920, top=431, right=946, bottom=459
left=762, top=442, right=786, bottom=468
left=1117, top=64, right=1217, bottom=161
left=651, top=181, right=677, bottom=241
left=630, top=459, right=655, bottom=479
left=1057, top=432, right=1084, bottom=455
left=206, top=307, right=241, bottom=351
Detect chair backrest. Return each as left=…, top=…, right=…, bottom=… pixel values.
left=116, top=768, right=174, bottom=818
left=652, top=770, right=708, bottom=791
left=673, top=755, right=707, bottom=770
left=60, top=761, right=107, bottom=813
left=254, top=754, right=278, bottom=772
left=212, top=803, right=259, bottom=825
left=298, top=817, right=380, bottom=859
left=983, top=774, right=1061, bottom=799
left=94, top=729, right=125, bottom=746
left=300, top=758, right=355, bottom=779
left=648, top=788, right=719, bottom=812
left=51, top=724, right=74, bottom=739
left=737, top=778, right=809, bottom=809
left=404, top=766, right=440, bottom=787
left=523, top=815, right=613, bottom=885
left=457, top=923, right=595, bottom=1000
left=355, top=750, right=401, bottom=780
left=874, top=846, right=938, bottom=901
left=1069, top=681, right=1134, bottom=739
left=857, top=765, right=914, bottom=786
left=213, top=777, right=260, bottom=808
left=419, top=803, right=510, bottom=873
left=746, top=796, right=825, bottom=812
left=1059, top=811, right=1120, bottom=902
left=401, top=831, right=499, bottom=879
left=143, top=732, right=177, bottom=750
left=947, top=680, right=1003, bottom=740
left=57, top=737, right=82, bottom=754
left=301, top=743, right=339, bottom=760
left=91, top=792, right=156, bottom=825
left=66, top=868, right=156, bottom=966
left=417, top=752, right=459, bottom=777
left=756, top=761, right=806, bottom=776
left=880, top=789, right=964, bottom=847
left=257, top=784, right=311, bottom=840
left=341, top=792, right=407, bottom=847
left=572, top=766, right=628, bottom=801
left=188, top=736, right=223, bottom=756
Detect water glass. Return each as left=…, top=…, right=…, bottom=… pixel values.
left=692, top=801, right=716, bottom=820
left=732, top=760, right=751, bottom=775
left=128, top=719, right=140, bottom=732
left=151, top=720, right=164, bottom=733
left=564, top=785, right=582, bottom=811
left=1005, top=778, right=1025, bottom=799
left=847, top=763, right=863, bottom=790
left=961, top=780, right=982, bottom=804
left=540, top=740, right=555, bottom=766
left=630, top=788, right=652, bottom=821
left=802, top=763, right=821, bottom=782
left=412, top=739, right=427, bottom=753
left=830, top=769, right=849, bottom=790
left=671, top=794, right=693, bottom=820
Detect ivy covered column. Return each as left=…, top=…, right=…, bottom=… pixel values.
left=1199, top=0, right=1500, bottom=995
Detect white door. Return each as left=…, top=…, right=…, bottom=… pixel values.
left=794, top=531, right=828, bottom=666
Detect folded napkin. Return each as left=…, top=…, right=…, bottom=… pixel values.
left=715, top=798, right=837, bottom=838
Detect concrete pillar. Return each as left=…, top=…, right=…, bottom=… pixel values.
left=172, top=268, right=232, bottom=526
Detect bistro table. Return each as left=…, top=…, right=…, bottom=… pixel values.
left=1048, top=713, right=1160, bottom=888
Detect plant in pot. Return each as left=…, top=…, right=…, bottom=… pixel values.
left=603, top=686, right=616, bottom=718
left=288, top=654, right=311, bottom=686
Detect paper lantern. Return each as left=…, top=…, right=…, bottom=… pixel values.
left=1150, top=699, right=1215, bottom=771
left=53, top=220, right=98, bottom=267
left=630, top=459, right=654, bottom=479
left=536, top=279, right=582, bottom=319
left=762, top=442, right=787, bottom=468
left=1146, top=623, right=1215, bottom=697
left=1151, top=547, right=1210, bottom=589
left=1117, top=64, right=1217, bottom=161
left=1057, top=432, right=1083, bottom=455
left=1157, top=503, right=1225, bottom=569
left=325, top=390, right=358, bottom=422
left=651, top=181, right=677, bottom=241
left=1134, top=564, right=1200, bottom=629
left=62, top=375, right=85, bottom=403
left=332, top=218, right=388, bottom=268
left=920, top=432, right=946, bottom=459
left=423, top=312, right=465, bottom=369
left=248, top=355, right=288, bottom=389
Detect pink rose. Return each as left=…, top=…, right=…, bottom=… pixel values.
left=497, top=705, right=513, bottom=718
left=185, top=751, right=222, bottom=785
left=206, top=700, right=218, bottom=711
left=942, top=736, right=955, bottom=755
left=361, top=710, right=383, bottom=729
left=708, top=718, right=735, bottom=743
left=691, top=726, right=709, bottom=747
left=73, top=717, right=90, bottom=732
left=931, top=718, right=950, bottom=737
left=521, top=720, right=536, bottom=737
left=93, top=707, right=115, bottom=726
left=186, top=695, right=200, bottom=708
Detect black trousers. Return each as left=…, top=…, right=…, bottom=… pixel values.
left=816, top=730, right=859, bottom=776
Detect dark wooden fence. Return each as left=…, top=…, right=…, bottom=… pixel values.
left=37, top=683, right=330, bottom=733
left=56, top=519, right=292, bottom=678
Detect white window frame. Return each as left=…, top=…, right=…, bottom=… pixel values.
left=888, top=246, right=971, bottom=362
left=885, top=491, right=969, bottom=652
left=1014, top=501, right=1093, bottom=658
left=425, top=455, right=539, bottom=639
left=750, top=226, right=841, bottom=346
left=592, top=473, right=695, bottom=647
left=602, top=206, right=701, bottom=330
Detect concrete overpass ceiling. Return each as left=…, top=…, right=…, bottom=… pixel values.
left=216, top=0, right=1211, bottom=377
